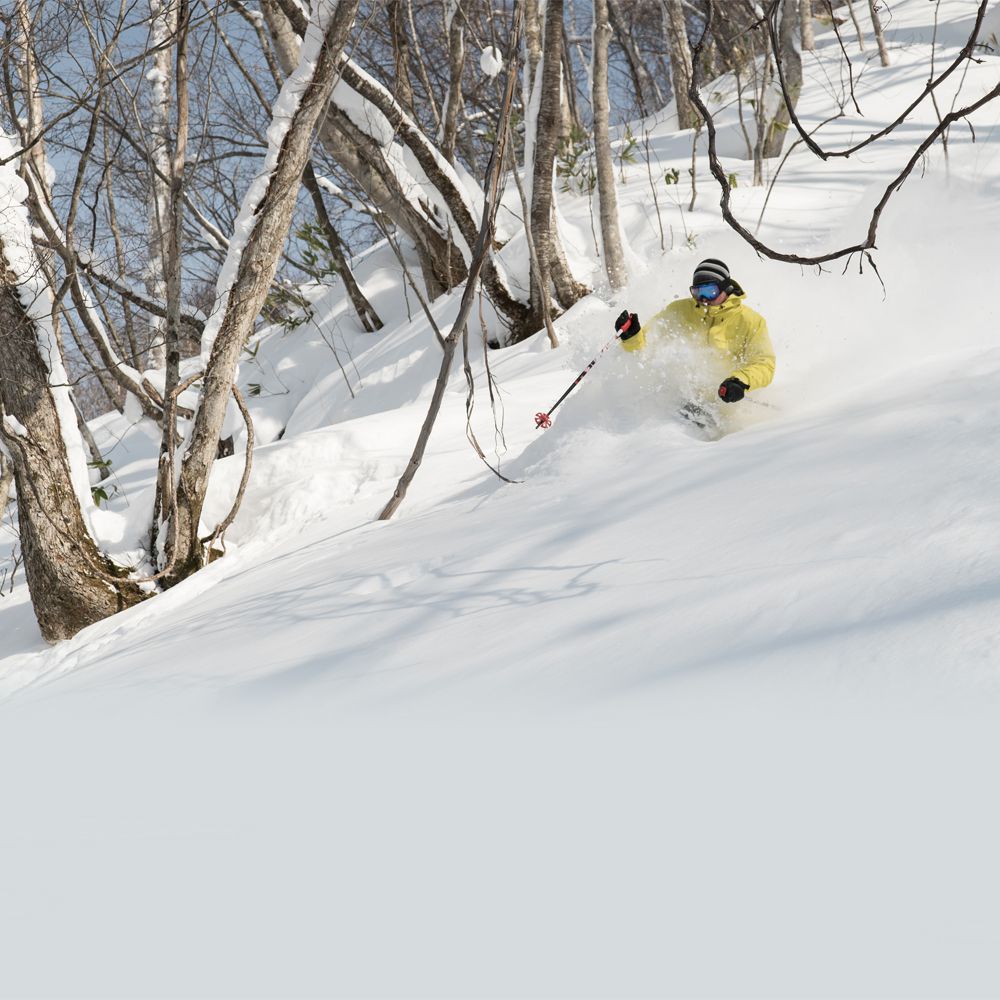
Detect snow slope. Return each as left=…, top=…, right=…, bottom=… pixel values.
left=2, top=3, right=1000, bottom=996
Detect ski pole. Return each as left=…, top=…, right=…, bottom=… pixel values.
left=533, top=315, right=634, bottom=429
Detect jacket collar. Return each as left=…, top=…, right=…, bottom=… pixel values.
left=697, top=291, right=746, bottom=315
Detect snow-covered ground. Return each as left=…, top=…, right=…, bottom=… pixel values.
left=3, top=3, right=1000, bottom=995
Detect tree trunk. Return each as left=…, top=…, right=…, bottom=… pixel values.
left=13, top=0, right=63, bottom=344
left=592, top=0, right=627, bottom=290
left=752, top=48, right=772, bottom=185
left=167, top=0, right=361, bottom=582
left=441, top=0, right=465, bottom=164
left=529, top=0, right=589, bottom=318
left=302, top=162, right=383, bottom=332
left=560, top=17, right=583, bottom=144
left=662, top=0, right=698, bottom=129
left=145, top=0, right=176, bottom=372
left=868, top=0, right=891, bottom=66
left=151, top=0, right=190, bottom=561
left=0, top=241, right=146, bottom=642
left=13, top=0, right=48, bottom=191
left=843, top=0, right=867, bottom=52
left=163, top=0, right=189, bottom=409
left=800, top=0, right=816, bottom=51
left=764, top=0, right=802, bottom=159
left=387, top=0, right=415, bottom=114
left=524, top=0, right=543, bottom=88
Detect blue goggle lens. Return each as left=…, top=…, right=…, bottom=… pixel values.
left=691, top=282, right=722, bottom=301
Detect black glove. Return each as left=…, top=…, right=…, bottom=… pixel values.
left=615, top=310, right=641, bottom=341
left=718, top=377, right=749, bottom=403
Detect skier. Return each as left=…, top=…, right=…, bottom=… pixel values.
left=615, top=258, right=775, bottom=430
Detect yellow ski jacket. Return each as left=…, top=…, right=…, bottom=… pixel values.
left=622, top=293, right=776, bottom=391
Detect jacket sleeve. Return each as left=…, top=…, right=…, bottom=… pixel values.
left=730, top=315, right=775, bottom=390
left=620, top=303, right=676, bottom=353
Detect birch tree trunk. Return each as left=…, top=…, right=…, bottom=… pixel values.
left=529, top=0, right=589, bottom=316
left=145, top=0, right=176, bottom=373
left=163, top=0, right=189, bottom=413
left=592, top=0, right=626, bottom=289
left=151, top=0, right=190, bottom=560
left=166, top=0, right=361, bottom=582
left=662, top=0, right=698, bottom=129
left=524, top=0, right=543, bottom=87
left=13, top=0, right=61, bottom=329
left=868, top=0, right=891, bottom=66
left=800, top=0, right=815, bottom=51
left=14, top=0, right=48, bottom=199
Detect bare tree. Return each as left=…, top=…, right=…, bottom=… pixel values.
left=0, top=217, right=147, bottom=641
left=144, top=0, right=177, bottom=372
left=380, top=6, right=524, bottom=521
left=764, top=0, right=802, bottom=158
left=868, top=0, right=891, bottom=67
left=843, top=0, right=867, bottom=52
left=528, top=0, right=590, bottom=317
left=302, top=163, right=383, bottom=332
left=662, top=0, right=698, bottom=129
left=800, top=0, right=816, bottom=51
left=261, top=0, right=466, bottom=301
left=441, top=1, right=466, bottom=165
left=688, top=0, right=1000, bottom=266
left=151, top=0, right=191, bottom=558
left=165, top=0, right=363, bottom=581
left=592, top=0, right=627, bottom=289
left=605, top=0, right=664, bottom=113
left=387, top=0, right=415, bottom=114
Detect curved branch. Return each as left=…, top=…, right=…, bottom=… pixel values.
left=201, top=385, right=254, bottom=555
left=690, top=2, right=1000, bottom=265
left=768, top=0, right=990, bottom=159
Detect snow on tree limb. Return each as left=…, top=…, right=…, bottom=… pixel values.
left=0, top=131, right=99, bottom=532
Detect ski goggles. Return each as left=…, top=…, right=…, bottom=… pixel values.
left=690, top=281, right=722, bottom=302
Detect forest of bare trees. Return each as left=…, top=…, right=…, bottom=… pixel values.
left=0, top=0, right=992, bottom=641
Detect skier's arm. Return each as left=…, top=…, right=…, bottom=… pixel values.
left=729, top=316, right=775, bottom=390
left=619, top=304, right=675, bottom=353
